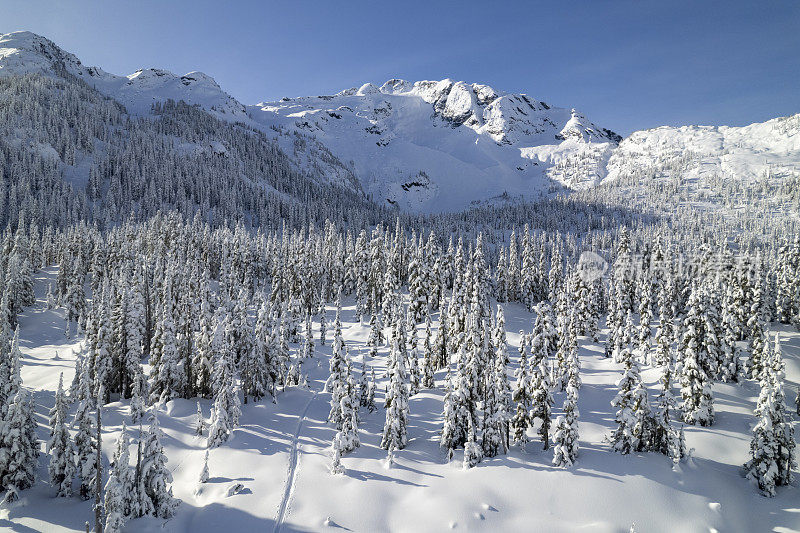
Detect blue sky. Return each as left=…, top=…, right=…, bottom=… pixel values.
left=2, top=0, right=798, bottom=136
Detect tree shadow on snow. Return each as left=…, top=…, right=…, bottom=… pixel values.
left=345, top=468, right=427, bottom=487
left=0, top=518, right=41, bottom=533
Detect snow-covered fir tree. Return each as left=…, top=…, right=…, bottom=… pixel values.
left=338, top=381, right=360, bottom=454
left=199, top=449, right=210, bottom=484
left=139, top=412, right=179, bottom=517
left=207, top=346, right=242, bottom=448
left=0, top=387, right=38, bottom=496
left=330, top=433, right=345, bottom=475
left=463, top=416, right=483, bottom=470
left=651, top=361, right=686, bottom=463
left=148, top=278, right=184, bottom=404
left=610, top=342, right=652, bottom=454
left=195, top=401, right=206, bottom=436
left=679, top=311, right=715, bottom=427
left=422, top=310, right=436, bottom=388
left=380, top=322, right=410, bottom=451
left=744, top=334, right=797, bottom=496
left=104, top=423, right=133, bottom=533
left=511, top=332, right=533, bottom=450
left=48, top=373, right=75, bottom=497
left=552, top=377, right=579, bottom=467
left=73, top=381, right=97, bottom=500
left=530, top=322, right=555, bottom=450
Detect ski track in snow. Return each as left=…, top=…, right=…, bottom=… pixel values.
left=273, top=388, right=319, bottom=532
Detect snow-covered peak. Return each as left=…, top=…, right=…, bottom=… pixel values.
left=249, top=77, right=621, bottom=212
left=0, top=31, right=90, bottom=77
left=379, top=78, right=413, bottom=94
left=0, top=30, right=246, bottom=119
left=356, top=82, right=380, bottom=96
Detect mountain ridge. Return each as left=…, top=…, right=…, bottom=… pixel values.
left=2, top=30, right=798, bottom=214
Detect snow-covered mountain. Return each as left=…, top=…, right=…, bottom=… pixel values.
left=248, top=80, right=621, bottom=211
left=604, top=114, right=800, bottom=184
left=0, top=31, right=622, bottom=212
left=1, top=30, right=798, bottom=215
left=0, top=31, right=247, bottom=118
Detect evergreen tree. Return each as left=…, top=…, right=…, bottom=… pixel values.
left=330, top=433, right=345, bottom=475
left=491, top=306, right=512, bottom=452
left=744, top=373, right=781, bottom=497
left=433, top=296, right=450, bottom=370
left=552, top=379, right=579, bottom=467
left=195, top=401, right=206, bottom=436
left=441, top=362, right=464, bottom=459
left=124, top=278, right=146, bottom=398
left=130, top=367, right=146, bottom=424
left=0, top=326, right=23, bottom=416
left=48, top=373, right=75, bottom=497
left=327, top=325, right=349, bottom=428
left=744, top=334, right=796, bottom=496
left=652, top=280, right=674, bottom=367
left=241, top=327, right=268, bottom=405
left=651, top=361, right=685, bottom=462
left=408, top=247, right=427, bottom=322
left=529, top=328, right=554, bottom=450
left=680, top=317, right=714, bottom=426
left=747, top=321, right=768, bottom=382
left=611, top=344, right=652, bottom=453
left=338, top=384, right=360, bottom=454
left=718, top=280, right=744, bottom=383
left=380, top=326, right=409, bottom=451
left=482, top=310, right=510, bottom=457
left=326, top=305, right=346, bottom=393
left=766, top=334, right=796, bottom=488
left=510, top=333, right=533, bottom=450
left=495, top=248, right=508, bottom=303
left=74, top=390, right=97, bottom=500
left=636, top=269, right=653, bottom=362
left=463, top=416, right=483, bottom=469
left=253, top=297, right=279, bottom=399
left=207, top=348, right=241, bottom=448
left=193, top=296, right=216, bottom=398
left=149, top=287, right=184, bottom=404
left=700, top=284, right=724, bottom=380
left=421, top=311, right=435, bottom=388
left=140, top=412, right=179, bottom=517
left=319, top=306, right=327, bottom=346
left=0, top=388, right=38, bottom=496
left=104, top=424, right=132, bottom=533
left=92, top=296, right=114, bottom=404
left=362, top=365, right=377, bottom=413
left=302, top=313, right=315, bottom=361
left=199, top=449, right=210, bottom=483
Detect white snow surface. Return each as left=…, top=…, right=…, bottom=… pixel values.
left=3, top=268, right=799, bottom=533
